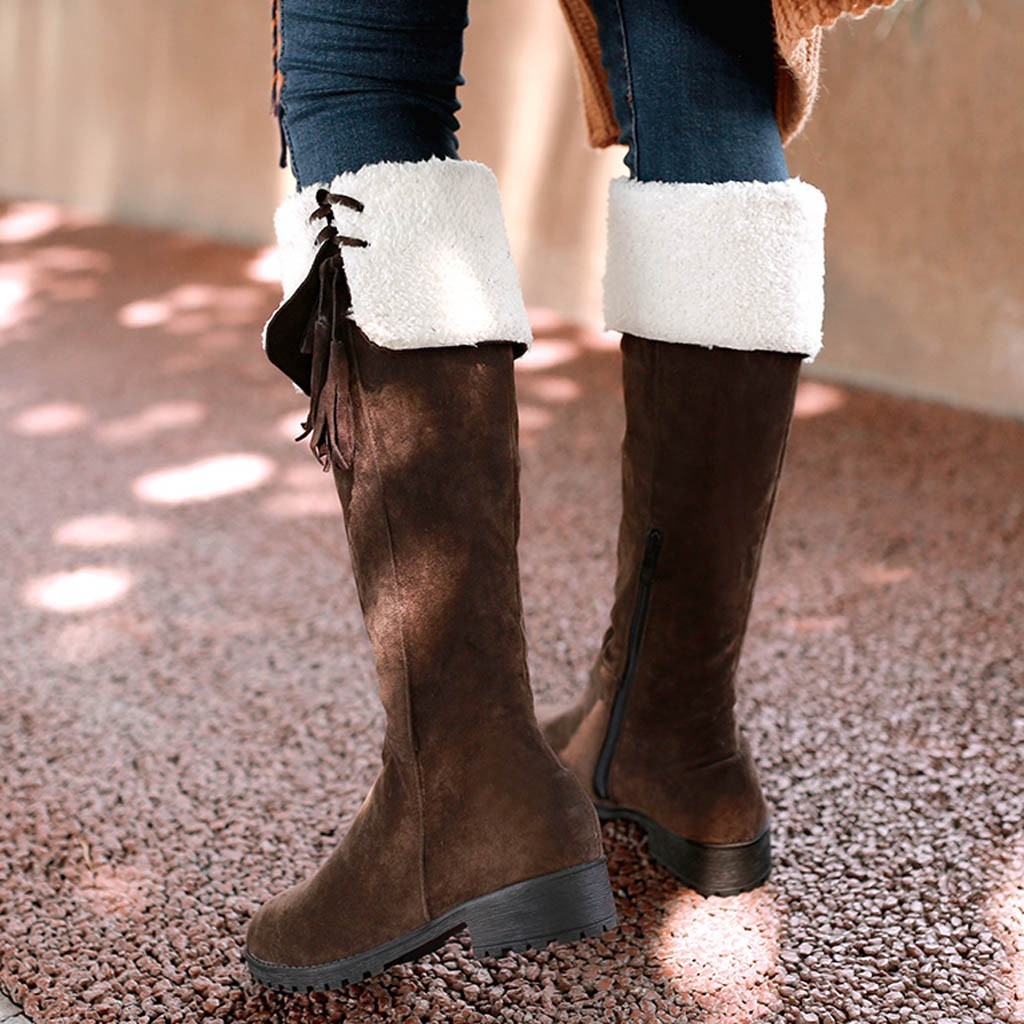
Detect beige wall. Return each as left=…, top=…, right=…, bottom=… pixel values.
left=786, top=0, right=1024, bottom=418
left=459, top=1, right=624, bottom=328
left=0, top=1, right=282, bottom=242
left=2, top=1, right=1021, bottom=416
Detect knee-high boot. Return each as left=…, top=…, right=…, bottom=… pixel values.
left=542, top=177, right=826, bottom=896
left=245, top=159, right=615, bottom=991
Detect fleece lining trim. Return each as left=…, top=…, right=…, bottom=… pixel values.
left=604, top=177, right=827, bottom=360
left=270, top=157, right=531, bottom=352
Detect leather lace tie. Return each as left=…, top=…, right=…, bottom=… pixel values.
left=295, top=189, right=368, bottom=472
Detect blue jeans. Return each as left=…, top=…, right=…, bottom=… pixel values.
left=275, top=0, right=787, bottom=188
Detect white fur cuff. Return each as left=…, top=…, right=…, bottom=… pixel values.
left=272, top=157, right=532, bottom=351
left=604, top=177, right=827, bottom=360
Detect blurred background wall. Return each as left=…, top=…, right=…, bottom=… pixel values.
left=1, top=0, right=1021, bottom=416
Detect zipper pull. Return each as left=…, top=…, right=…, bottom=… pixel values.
left=639, top=528, right=663, bottom=584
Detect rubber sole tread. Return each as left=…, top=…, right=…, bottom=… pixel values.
left=596, top=804, right=772, bottom=897
left=246, top=858, right=616, bottom=992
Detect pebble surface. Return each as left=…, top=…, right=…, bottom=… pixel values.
left=1, top=210, right=1023, bottom=1023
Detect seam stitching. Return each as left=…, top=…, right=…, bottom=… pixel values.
left=611, top=0, right=640, bottom=177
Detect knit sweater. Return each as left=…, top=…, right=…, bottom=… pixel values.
left=557, top=0, right=898, bottom=147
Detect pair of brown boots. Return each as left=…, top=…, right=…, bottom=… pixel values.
left=244, top=159, right=825, bottom=991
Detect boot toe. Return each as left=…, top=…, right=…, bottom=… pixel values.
left=245, top=890, right=295, bottom=967
left=245, top=884, right=331, bottom=969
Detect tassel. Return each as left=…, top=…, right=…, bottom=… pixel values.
left=295, top=255, right=357, bottom=471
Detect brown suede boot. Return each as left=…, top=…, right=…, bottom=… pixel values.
left=541, top=176, right=827, bottom=896
left=246, top=159, right=615, bottom=991
left=543, top=336, right=801, bottom=894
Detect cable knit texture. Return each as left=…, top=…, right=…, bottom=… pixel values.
left=557, top=0, right=898, bottom=148
left=604, top=177, right=827, bottom=360
left=268, top=157, right=532, bottom=352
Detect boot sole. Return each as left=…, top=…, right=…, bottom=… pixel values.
left=245, top=858, right=617, bottom=992
left=596, top=805, right=771, bottom=896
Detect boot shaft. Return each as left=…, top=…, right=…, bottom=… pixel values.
left=327, top=318, right=536, bottom=758
left=599, top=336, right=802, bottom=788
left=542, top=175, right=824, bottom=864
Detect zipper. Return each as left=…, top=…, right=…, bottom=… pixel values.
left=592, top=527, right=663, bottom=800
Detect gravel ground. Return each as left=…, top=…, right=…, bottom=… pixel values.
left=1, top=204, right=1023, bottom=1024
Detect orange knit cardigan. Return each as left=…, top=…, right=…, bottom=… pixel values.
left=557, top=0, right=898, bottom=147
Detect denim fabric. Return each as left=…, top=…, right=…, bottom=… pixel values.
left=276, top=0, right=786, bottom=188
left=590, top=0, right=788, bottom=184
left=277, top=0, right=468, bottom=188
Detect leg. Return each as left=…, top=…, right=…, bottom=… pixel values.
left=542, top=0, right=825, bottom=895
left=247, top=2, right=615, bottom=990
left=275, top=0, right=468, bottom=185
left=589, top=0, right=788, bottom=184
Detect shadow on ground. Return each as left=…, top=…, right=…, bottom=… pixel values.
left=1, top=203, right=1023, bottom=1023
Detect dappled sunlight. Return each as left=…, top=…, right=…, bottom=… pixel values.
left=2, top=247, right=109, bottom=307
left=25, top=246, right=110, bottom=305
left=275, top=408, right=311, bottom=442
left=162, top=310, right=214, bottom=336
left=527, top=306, right=572, bottom=333
left=784, top=614, right=848, bottom=634
left=0, top=202, right=66, bottom=243
left=53, top=617, right=128, bottom=664
left=528, top=307, right=618, bottom=351
left=516, top=338, right=579, bottom=372
left=985, top=840, right=1024, bottom=1017
left=77, top=862, right=160, bottom=918
left=506, top=315, right=618, bottom=444
left=261, top=461, right=341, bottom=519
left=8, top=401, right=91, bottom=437
left=94, top=400, right=206, bottom=445
left=24, top=567, right=133, bottom=613
left=519, top=374, right=581, bottom=403
left=434, top=251, right=510, bottom=342
left=0, top=237, right=109, bottom=341
left=119, top=298, right=171, bottom=328
left=279, top=462, right=332, bottom=490
left=118, top=282, right=267, bottom=334
left=655, top=889, right=782, bottom=1022
left=53, top=513, right=171, bottom=548
left=518, top=404, right=554, bottom=433
left=132, top=453, right=274, bottom=505
left=246, top=246, right=281, bottom=284
left=262, top=489, right=340, bottom=519
left=30, top=245, right=109, bottom=275
left=858, top=563, right=914, bottom=586
left=579, top=327, right=621, bottom=352
left=0, top=274, right=30, bottom=329
left=793, top=380, right=847, bottom=419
